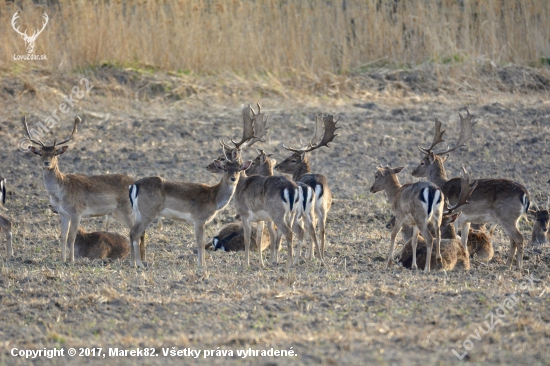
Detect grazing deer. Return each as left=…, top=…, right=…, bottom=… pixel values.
left=211, top=222, right=270, bottom=252
left=389, top=171, right=477, bottom=271
left=411, top=111, right=530, bottom=269
left=370, top=165, right=446, bottom=271
left=0, top=178, right=13, bottom=260
left=24, top=116, right=143, bottom=263
left=217, top=106, right=299, bottom=269
left=529, top=202, right=550, bottom=245
left=274, top=115, right=339, bottom=262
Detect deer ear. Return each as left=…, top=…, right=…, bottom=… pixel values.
left=259, top=154, right=267, bottom=165
left=440, top=154, right=450, bottom=163
left=393, top=166, right=406, bottom=174
left=56, top=146, right=69, bottom=156
left=240, top=161, right=252, bottom=171
left=213, top=160, right=225, bottom=171
left=29, top=146, right=42, bottom=156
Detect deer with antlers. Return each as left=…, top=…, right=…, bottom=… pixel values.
left=411, top=110, right=530, bottom=269
left=0, top=178, right=13, bottom=260
left=387, top=170, right=477, bottom=271
left=24, top=116, right=143, bottom=263
left=371, top=165, right=456, bottom=271
left=11, top=12, right=49, bottom=54
left=274, top=115, right=339, bottom=262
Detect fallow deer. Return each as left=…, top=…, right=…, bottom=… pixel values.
left=411, top=111, right=530, bottom=269
left=211, top=222, right=270, bottom=252
left=467, top=225, right=495, bottom=261
left=0, top=177, right=13, bottom=259
left=370, top=165, right=447, bottom=271
left=529, top=201, right=550, bottom=245
left=274, top=115, right=339, bottom=261
left=387, top=171, right=477, bottom=271
left=24, top=116, right=143, bottom=263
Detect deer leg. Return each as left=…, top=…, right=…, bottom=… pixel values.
left=410, top=226, right=420, bottom=270
left=256, top=221, right=265, bottom=268
left=104, top=214, right=110, bottom=231
left=67, top=215, right=82, bottom=263
left=0, top=218, right=13, bottom=260
left=501, top=219, right=523, bottom=270
left=460, top=222, right=471, bottom=254
left=305, top=216, right=321, bottom=264
left=422, top=226, right=433, bottom=272
left=267, top=221, right=278, bottom=265
left=292, top=218, right=305, bottom=265
left=59, top=216, right=70, bottom=262
left=130, top=220, right=151, bottom=268
left=278, top=220, right=294, bottom=271
left=387, top=224, right=402, bottom=268
left=193, top=221, right=207, bottom=269
left=242, top=218, right=253, bottom=268
left=317, top=207, right=328, bottom=258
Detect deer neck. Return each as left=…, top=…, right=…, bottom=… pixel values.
left=441, top=222, right=456, bottom=239
left=293, top=158, right=311, bottom=181
left=213, top=175, right=239, bottom=211
left=42, top=165, right=66, bottom=197
left=384, top=175, right=402, bottom=203
left=428, top=158, right=449, bottom=187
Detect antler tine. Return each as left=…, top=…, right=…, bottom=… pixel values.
left=55, top=116, right=81, bottom=146
left=244, top=111, right=268, bottom=149
left=445, top=167, right=478, bottom=213
left=230, top=103, right=257, bottom=149
left=21, top=116, right=45, bottom=146
left=436, top=109, right=477, bottom=156
left=418, top=117, right=445, bottom=155
left=301, top=114, right=340, bottom=153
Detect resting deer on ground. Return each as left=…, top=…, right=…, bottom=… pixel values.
left=275, top=115, right=339, bottom=262
left=387, top=171, right=477, bottom=271
left=24, top=116, right=143, bottom=263
left=216, top=105, right=299, bottom=269
left=370, top=165, right=446, bottom=272
left=211, top=222, right=270, bottom=252
left=411, top=111, right=530, bottom=269
left=0, top=178, right=13, bottom=259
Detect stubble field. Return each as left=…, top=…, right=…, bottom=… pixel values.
left=0, top=66, right=549, bottom=365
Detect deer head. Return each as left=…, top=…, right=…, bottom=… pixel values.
left=24, top=116, right=80, bottom=170
left=12, top=12, right=49, bottom=54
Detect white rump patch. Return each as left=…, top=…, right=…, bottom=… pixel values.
left=315, top=184, right=322, bottom=201
left=420, top=188, right=429, bottom=215
left=130, top=184, right=140, bottom=222
left=431, top=189, right=441, bottom=218
left=283, top=188, right=290, bottom=212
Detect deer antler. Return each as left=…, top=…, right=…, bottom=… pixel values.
left=11, top=12, right=27, bottom=38
left=418, top=117, right=445, bottom=155
left=22, top=116, right=45, bottom=146
left=55, top=116, right=81, bottom=146
left=244, top=103, right=268, bottom=148
left=435, top=109, right=476, bottom=156
left=284, top=114, right=340, bottom=154
left=445, top=167, right=478, bottom=214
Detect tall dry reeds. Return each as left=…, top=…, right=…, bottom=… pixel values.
left=0, top=0, right=549, bottom=75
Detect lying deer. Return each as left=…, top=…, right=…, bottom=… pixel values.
left=412, top=111, right=530, bottom=269
left=275, top=115, right=340, bottom=262
left=0, top=177, right=13, bottom=259
left=529, top=203, right=550, bottom=245
left=371, top=165, right=449, bottom=271
left=211, top=222, right=270, bottom=252
left=24, top=116, right=143, bottom=263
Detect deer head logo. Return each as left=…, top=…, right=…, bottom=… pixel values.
left=11, top=11, right=49, bottom=54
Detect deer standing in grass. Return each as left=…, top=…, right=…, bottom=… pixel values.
left=275, top=115, right=339, bottom=262
left=0, top=178, right=13, bottom=259
left=370, top=166, right=444, bottom=271
left=411, top=111, right=530, bottom=269
left=24, top=116, right=143, bottom=263
left=388, top=170, right=478, bottom=271
left=217, top=105, right=299, bottom=269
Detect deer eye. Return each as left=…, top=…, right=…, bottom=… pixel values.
left=291, top=160, right=296, bottom=163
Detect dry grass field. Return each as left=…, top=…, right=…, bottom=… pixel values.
left=1, top=0, right=550, bottom=365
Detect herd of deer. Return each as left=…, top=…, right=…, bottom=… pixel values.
left=0, top=104, right=547, bottom=272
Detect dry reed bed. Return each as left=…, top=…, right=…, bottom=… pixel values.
left=1, top=0, right=550, bottom=75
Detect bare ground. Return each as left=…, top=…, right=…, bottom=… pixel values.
left=0, top=67, right=549, bottom=365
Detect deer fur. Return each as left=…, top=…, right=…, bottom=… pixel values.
left=0, top=177, right=13, bottom=259
left=24, top=116, right=142, bottom=263
left=529, top=208, right=550, bottom=245
left=370, top=166, right=444, bottom=271
left=412, top=111, right=530, bottom=269
left=74, top=227, right=130, bottom=260
left=211, top=222, right=270, bottom=252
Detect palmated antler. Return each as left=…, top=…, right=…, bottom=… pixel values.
left=418, top=117, right=445, bottom=155
left=435, top=110, right=476, bottom=156
left=55, top=116, right=81, bottom=146
left=246, top=103, right=268, bottom=148
left=22, top=116, right=45, bottom=146
left=283, top=114, right=340, bottom=154
left=445, top=167, right=478, bottom=214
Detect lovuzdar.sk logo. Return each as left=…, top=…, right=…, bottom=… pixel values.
left=11, top=11, right=48, bottom=61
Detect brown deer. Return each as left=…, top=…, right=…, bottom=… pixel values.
left=274, top=115, right=339, bottom=262
left=0, top=178, right=13, bottom=260
left=411, top=111, right=531, bottom=269
left=216, top=107, right=299, bottom=269
left=467, top=225, right=495, bottom=261
left=529, top=201, right=550, bottom=245
left=24, top=116, right=143, bottom=263
left=388, top=171, right=477, bottom=271
left=370, top=165, right=446, bottom=271
left=211, top=222, right=270, bottom=252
